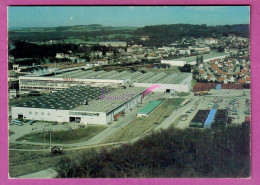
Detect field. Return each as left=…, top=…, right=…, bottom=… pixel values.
left=191, top=79, right=198, bottom=89
left=16, top=125, right=107, bottom=144
left=9, top=130, right=15, bottom=136
left=9, top=150, right=61, bottom=177
left=171, top=116, right=182, bottom=127
left=178, top=92, right=190, bottom=97
left=105, top=98, right=184, bottom=143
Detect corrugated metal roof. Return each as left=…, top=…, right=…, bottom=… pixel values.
left=204, top=109, right=217, bottom=128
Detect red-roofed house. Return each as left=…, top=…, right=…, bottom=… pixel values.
left=207, top=75, right=216, bottom=82
left=218, top=62, right=223, bottom=68
left=218, top=77, right=227, bottom=83
left=227, top=75, right=235, bottom=83
left=246, top=77, right=251, bottom=84
left=236, top=72, right=242, bottom=78
left=199, top=70, right=207, bottom=79
left=228, top=66, right=234, bottom=73
left=241, top=69, right=248, bottom=75
left=238, top=78, right=247, bottom=84
left=211, top=64, right=219, bottom=73
left=245, top=116, right=251, bottom=122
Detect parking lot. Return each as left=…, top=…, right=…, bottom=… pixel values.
left=176, top=89, right=250, bottom=129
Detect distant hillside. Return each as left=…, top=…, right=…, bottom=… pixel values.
left=8, top=24, right=249, bottom=44
left=133, top=24, right=249, bottom=46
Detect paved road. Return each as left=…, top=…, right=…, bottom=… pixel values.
left=155, top=96, right=195, bottom=130
left=16, top=168, right=57, bottom=179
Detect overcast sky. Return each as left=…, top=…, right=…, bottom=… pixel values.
left=8, top=6, right=250, bottom=28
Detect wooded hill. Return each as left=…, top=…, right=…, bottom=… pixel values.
left=55, top=125, right=250, bottom=178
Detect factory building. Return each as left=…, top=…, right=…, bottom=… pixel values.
left=161, top=60, right=187, bottom=67
left=161, top=52, right=229, bottom=66
left=12, top=86, right=146, bottom=125
left=19, top=70, right=192, bottom=93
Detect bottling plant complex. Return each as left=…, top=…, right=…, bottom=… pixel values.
left=12, top=69, right=193, bottom=125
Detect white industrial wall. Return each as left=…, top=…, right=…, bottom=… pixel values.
left=12, top=93, right=144, bottom=125
left=69, top=111, right=107, bottom=125
left=12, top=107, right=108, bottom=125
left=12, top=107, right=70, bottom=122
left=105, top=93, right=142, bottom=124
left=161, top=60, right=187, bottom=66
left=19, top=76, right=126, bottom=91
left=133, top=83, right=190, bottom=92
left=203, top=55, right=229, bottom=63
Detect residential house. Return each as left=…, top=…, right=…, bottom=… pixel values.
left=227, top=75, right=235, bottom=83
left=238, top=78, right=247, bottom=84
left=199, top=70, right=207, bottom=79
left=211, top=64, right=219, bottom=73
left=218, top=77, right=227, bottom=83
left=207, top=75, right=216, bottom=82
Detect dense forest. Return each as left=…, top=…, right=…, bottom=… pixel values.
left=55, top=125, right=250, bottom=178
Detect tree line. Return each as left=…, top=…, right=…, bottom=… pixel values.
left=55, top=125, right=250, bottom=178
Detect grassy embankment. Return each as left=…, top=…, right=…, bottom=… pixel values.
left=16, top=125, right=107, bottom=144
left=105, top=98, right=184, bottom=143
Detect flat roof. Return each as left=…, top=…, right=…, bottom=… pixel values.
left=172, top=52, right=228, bottom=63
left=14, top=86, right=113, bottom=110
left=15, top=86, right=146, bottom=112
left=73, top=87, right=146, bottom=112
left=132, top=72, right=191, bottom=84
left=137, top=100, right=163, bottom=115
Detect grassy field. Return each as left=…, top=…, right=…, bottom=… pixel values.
left=9, top=130, right=15, bottom=136
left=9, top=146, right=110, bottom=177
left=171, top=116, right=182, bottom=127
left=191, top=79, right=198, bottom=89
left=108, top=33, right=133, bottom=39
left=9, top=150, right=62, bottom=177
left=16, top=125, right=107, bottom=144
left=178, top=92, right=190, bottom=97
left=105, top=98, right=184, bottom=143
left=9, top=143, right=44, bottom=149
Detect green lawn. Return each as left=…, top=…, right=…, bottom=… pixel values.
left=9, top=130, right=15, bottom=136
left=171, top=116, right=182, bottom=127
left=16, top=125, right=107, bottom=144
left=191, top=79, right=198, bottom=89
left=9, top=146, right=107, bottom=177
left=105, top=98, right=184, bottom=143
left=178, top=92, right=190, bottom=97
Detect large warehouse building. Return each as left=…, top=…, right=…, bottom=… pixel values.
left=12, top=86, right=146, bottom=125
left=161, top=52, right=229, bottom=66
left=19, top=69, right=192, bottom=93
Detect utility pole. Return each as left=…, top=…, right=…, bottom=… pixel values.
left=43, top=129, right=45, bottom=149
left=49, top=129, right=52, bottom=152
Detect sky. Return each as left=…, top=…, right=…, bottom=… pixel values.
left=8, top=6, right=250, bottom=28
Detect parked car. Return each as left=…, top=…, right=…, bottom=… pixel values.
left=29, top=120, right=36, bottom=125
